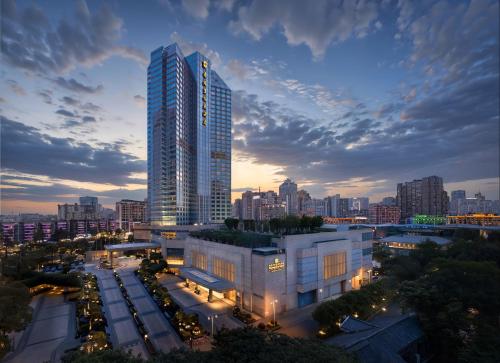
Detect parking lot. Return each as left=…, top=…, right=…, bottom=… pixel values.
left=117, top=269, right=184, bottom=352
left=89, top=264, right=150, bottom=359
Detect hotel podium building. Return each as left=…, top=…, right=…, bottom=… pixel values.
left=147, top=43, right=231, bottom=226
left=180, top=229, right=373, bottom=317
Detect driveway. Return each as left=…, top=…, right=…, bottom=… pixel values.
left=157, top=274, right=244, bottom=334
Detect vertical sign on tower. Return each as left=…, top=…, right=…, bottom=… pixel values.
left=202, top=60, right=208, bottom=126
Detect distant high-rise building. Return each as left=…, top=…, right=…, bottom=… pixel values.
left=80, top=196, right=98, bottom=209
left=297, top=190, right=311, bottom=215
left=396, top=176, right=448, bottom=221
left=238, top=190, right=286, bottom=221
left=253, top=191, right=286, bottom=220
left=451, top=190, right=466, bottom=201
left=337, top=198, right=351, bottom=218
left=351, top=197, right=369, bottom=211
left=147, top=43, right=231, bottom=226
left=449, top=190, right=466, bottom=215
left=325, top=194, right=341, bottom=217
left=303, top=198, right=328, bottom=217
left=116, top=199, right=147, bottom=231
left=241, top=191, right=256, bottom=220
left=279, top=178, right=298, bottom=215
left=79, top=196, right=99, bottom=218
left=454, top=192, right=499, bottom=215
left=381, top=197, right=396, bottom=206
left=58, top=203, right=98, bottom=220
left=232, top=199, right=242, bottom=220
left=369, top=205, right=401, bottom=224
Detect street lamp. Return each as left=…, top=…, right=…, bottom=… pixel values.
left=208, top=314, right=218, bottom=337
left=318, top=288, right=323, bottom=301
left=270, top=299, right=278, bottom=326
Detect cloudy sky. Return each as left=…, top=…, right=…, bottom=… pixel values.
left=1, top=0, right=499, bottom=214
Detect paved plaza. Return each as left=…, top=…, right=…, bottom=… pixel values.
left=5, top=294, right=77, bottom=363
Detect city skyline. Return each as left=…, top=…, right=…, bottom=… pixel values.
left=1, top=0, right=499, bottom=214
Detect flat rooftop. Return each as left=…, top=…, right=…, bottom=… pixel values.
left=189, top=229, right=274, bottom=248
left=179, top=267, right=235, bottom=292
left=104, top=242, right=160, bottom=251
left=380, top=235, right=451, bottom=245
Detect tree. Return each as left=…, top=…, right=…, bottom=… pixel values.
left=243, top=219, right=255, bottom=232
left=299, top=216, right=312, bottom=232
left=400, top=260, right=500, bottom=363
left=127, top=234, right=134, bottom=242
left=311, top=215, right=324, bottom=229
left=64, top=327, right=357, bottom=363
left=62, top=349, right=144, bottom=363
left=32, top=226, right=44, bottom=243
left=269, top=218, right=283, bottom=234
left=51, top=228, right=68, bottom=242
left=284, top=215, right=300, bottom=234
left=0, top=282, right=33, bottom=357
left=223, top=218, right=239, bottom=231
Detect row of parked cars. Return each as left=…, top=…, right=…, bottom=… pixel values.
left=42, top=260, right=85, bottom=273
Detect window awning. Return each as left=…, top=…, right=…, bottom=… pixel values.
left=179, top=267, right=235, bottom=292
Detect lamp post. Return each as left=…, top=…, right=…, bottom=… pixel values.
left=271, top=299, right=278, bottom=326
left=208, top=314, right=218, bottom=337
left=318, top=288, right=323, bottom=302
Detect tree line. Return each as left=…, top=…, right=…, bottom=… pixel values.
left=224, top=215, right=324, bottom=234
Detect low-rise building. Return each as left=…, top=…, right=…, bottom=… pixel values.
left=447, top=213, right=500, bottom=226
left=180, top=229, right=373, bottom=317
left=380, top=234, right=451, bottom=255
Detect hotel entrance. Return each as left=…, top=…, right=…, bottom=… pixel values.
left=180, top=267, right=237, bottom=305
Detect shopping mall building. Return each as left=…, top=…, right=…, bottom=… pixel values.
left=157, top=228, right=373, bottom=318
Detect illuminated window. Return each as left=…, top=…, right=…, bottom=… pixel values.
left=212, top=257, right=235, bottom=282
left=323, top=252, right=347, bottom=280
left=192, top=251, right=207, bottom=271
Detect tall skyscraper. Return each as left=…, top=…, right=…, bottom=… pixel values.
left=147, top=43, right=231, bottom=226
left=279, top=178, right=298, bottom=215
left=396, top=176, right=448, bottom=221
left=209, top=71, right=232, bottom=223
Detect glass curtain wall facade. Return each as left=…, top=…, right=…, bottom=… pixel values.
left=209, top=71, right=232, bottom=223
left=148, top=44, right=195, bottom=226
left=185, top=53, right=211, bottom=225
left=148, top=43, right=231, bottom=226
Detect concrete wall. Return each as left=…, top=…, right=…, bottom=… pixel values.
left=251, top=252, right=287, bottom=317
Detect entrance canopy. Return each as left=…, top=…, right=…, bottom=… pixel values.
left=104, top=242, right=160, bottom=252
left=180, top=267, right=235, bottom=292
